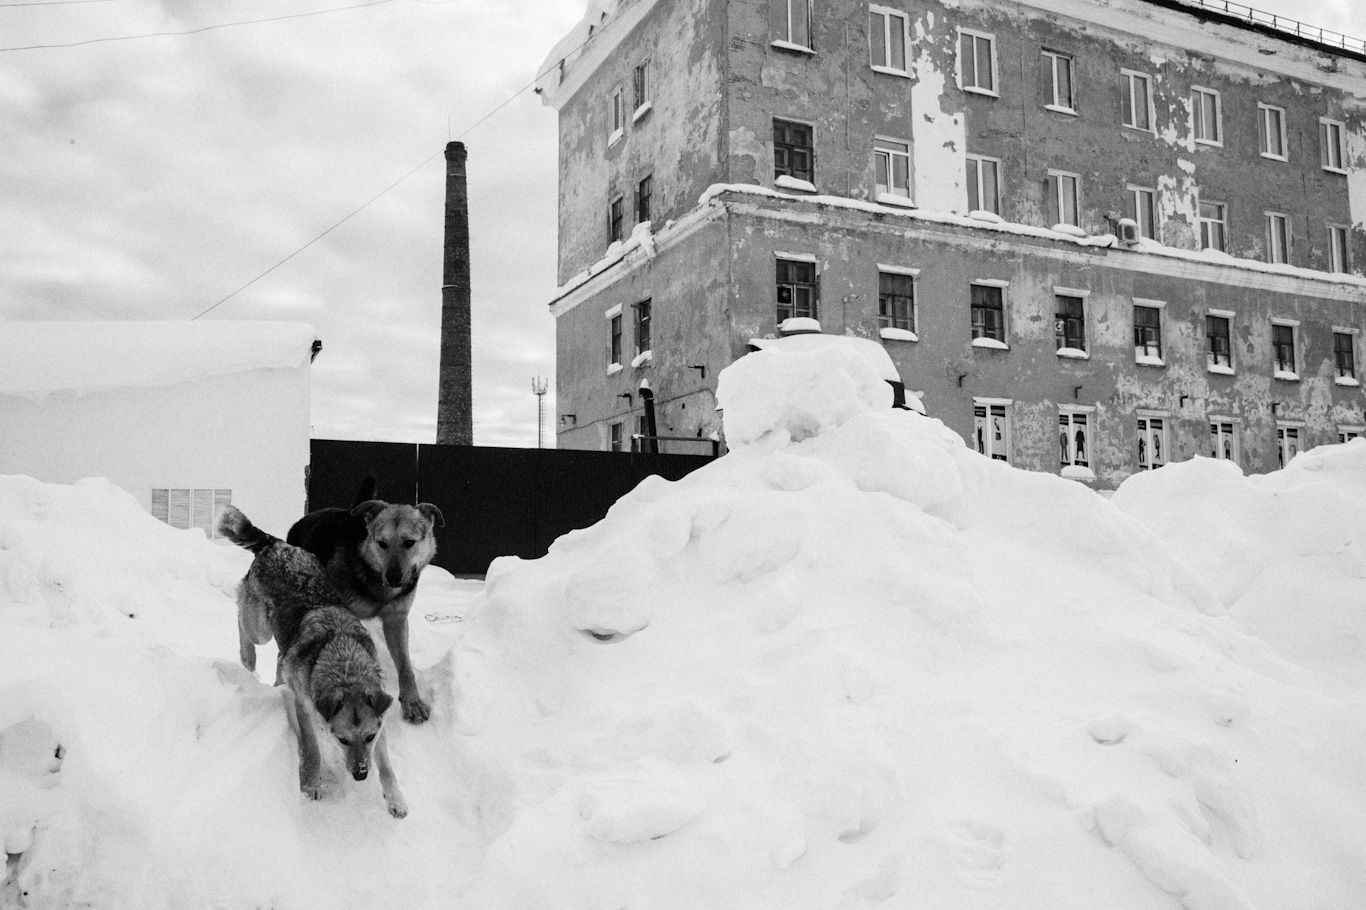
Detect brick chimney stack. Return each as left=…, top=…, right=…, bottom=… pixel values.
left=436, top=141, right=473, bottom=445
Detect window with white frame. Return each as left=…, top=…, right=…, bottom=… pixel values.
left=608, top=195, right=624, bottom=244
left=1321, top=118, right=1346, bottom=173
left=771, top=0, right=812, bottom=50
left=607, top=308, right=623, bottom=368
left=1047, top=170, right=1080, bottom=227
left=1133, top=300, right=1163, bottom=363
left=1198, top=199, right=1227, bottom=252
left=1128, top=185, right=1157, bottom=240
left=1334, top=329, right=1357, bottom=383
left=1209, top=420, right=1238, bottom=462
left=1054, top=291, right=1087, bottom=355
left=877, top=268, right=917, bottom=334
left=776, top=256, right=818, bottom=322
left=1271, top=320, right=1298, bottom=378
left=958, top=28, right=997, bottom=95
left=634, top=299, right=651, bottom=357
left=1042, top=50, right=1074, bottom=112
left=970, top=282, right=1007, bottom=344
left=609, top=87, right=624, bottom=143
left=1192, top=86, right=1222, bottom=145
left=873, top=137, right=911, bottom=201
left=633, top=60, right=652, bottom=116
left=152, top=488, right=232, bottom=536
left=966, top=154, right=1001, bottom=215
left=636, top=174, right=652, bottom=224
left=869, top=5, right=909, bottom=75
left=1258, top=103, right=1287, bottom=160
left=609, top=421, right=623, bottom=453
left=1137, top=415, right=1167, bottom=470
left=1338, top=425, right=1364, bottom=444
left=774, top=118, right=815, bottom=184
left=1276, top=423, right=1302, bottom=468
left=1121, top=70, right=1153, bottom=132
left=1329, top=224, right=1351, bottom=273
left=1265, top=212, right=1290, bottom=264
left=973, top=399, right=1011, bottom=462
left=1206, top=311, right=1233, bottom=371
left=1058, top=408, right=1092, bottom=471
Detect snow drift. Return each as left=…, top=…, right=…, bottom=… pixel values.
left=3, top=345, right=1365, bottom=909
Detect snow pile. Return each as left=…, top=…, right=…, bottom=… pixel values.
left=3, top=345, right=1366, bottom=908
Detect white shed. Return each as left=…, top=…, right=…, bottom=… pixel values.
left=0, top=321, right=318, bottom=539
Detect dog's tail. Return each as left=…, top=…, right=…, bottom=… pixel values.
left=216, top=505, right=277, bottom=554
left=353, top=473, right=378, bottom=509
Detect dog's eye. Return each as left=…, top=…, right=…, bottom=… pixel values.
left=365, top=733, right=376, bottom=743
left=338, top=737, right=352, bottom=746
left=402, top=539, right=415, bottom=549
left=377, top=541, right=389, bottom=550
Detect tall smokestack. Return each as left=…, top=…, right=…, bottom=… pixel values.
left=436, top=141, right=473, bottom=445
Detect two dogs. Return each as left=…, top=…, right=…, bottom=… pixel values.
left=218, top=483, right=443, bottom=815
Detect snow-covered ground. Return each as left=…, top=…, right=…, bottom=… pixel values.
left=3, top=343, right=1365, bottom=909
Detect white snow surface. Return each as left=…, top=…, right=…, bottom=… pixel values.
left=3, top=345, right=1366, bottom=909
left=0, top=321, right=318, bottom=399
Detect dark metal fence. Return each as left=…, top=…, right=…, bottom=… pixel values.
left=306, top=440, right=715, bottom=576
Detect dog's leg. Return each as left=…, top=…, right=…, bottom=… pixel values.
left=380, top=611, right=430, bottom=724
left=373, top=728, right=408, bottom=819
left=283, top=666, right=324, bottom=800
left=238, top=608, right=257, bottom=672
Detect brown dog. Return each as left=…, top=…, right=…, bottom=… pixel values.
left=287, top=490, right=444, bottom=724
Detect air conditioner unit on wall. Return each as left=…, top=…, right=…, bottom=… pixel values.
left=1116, top=218, right=1141, bottom=248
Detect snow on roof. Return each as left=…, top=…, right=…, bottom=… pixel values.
left=534, top=0, right=662, bottom=109
left=0, top=321, right=318, bottom=399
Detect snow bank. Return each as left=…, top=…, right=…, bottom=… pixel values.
left=3, top=344, right=1366, bottom=908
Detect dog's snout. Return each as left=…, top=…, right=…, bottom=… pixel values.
left=352, top=764, right=369, bottom=781
left=385, top=565, right=404, bottom=587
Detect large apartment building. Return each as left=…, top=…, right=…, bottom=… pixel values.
left=537, top=0, right=1366, bottom=485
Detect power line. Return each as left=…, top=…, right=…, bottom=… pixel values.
left=0, top=0, right=123, bottom=7
left=0, top=0, right=398, bottom=51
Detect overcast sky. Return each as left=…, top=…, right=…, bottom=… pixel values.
left=2, top=0, right=1363, bottom=448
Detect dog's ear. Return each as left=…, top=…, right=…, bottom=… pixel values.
left=315, top=690, right=345, bottom=721
left=351, top=499, right=387, bottom=523
left=417, top=503, right=445, bottom=528
left=367, top=689, right=394, bottom=716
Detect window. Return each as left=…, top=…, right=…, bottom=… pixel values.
left=634, top=299, right=651, bottom=356
left=608, top=195, right=624, bottom=244
left=1042, top=50, right=1074, bottom=112
left=1199, top=200, right=1227, bottom=252
left=633, top=60, right=652, bottom=115
left=1272, top=321, right=1297, bottom=377
left=1054, top=293, right=1087, bottom=354
left=878, top=269, right=916, bottom=333
left=1258, top=103, right=1287, bottom=160
left=1059, top=410, right=1091, bottom=471
left=776, top=257, right=818, bottom=322
left=1206, top=312, right=1233, bottom=371
left=970, top=282, right=1006, bottom=344
left=1047, top=170, right=1080, bottom=227
left=1192, top=86, right=1222, bottom=145
left=1121, top=70, right=1153, bottom=132
left=772, top=0, right=812, bottom=50
left=869, top=5, right=908, bottom=75
left=1134, top=302, right=1163, bottom=363
left=958, top=28, right=996, bottom=95
left=609, top=87, right=624, bottom=143
left=1276, top=424, right=1302, bottom=469
left=1339, top=426, right=1364, bottom=444
left=1137, top=416, right=1167, bottom=471
left=1209, top=421, right=1238, bottom=462
left=973, top=400, right=1010, bottom=462
left=1129, top=186, right=1157, bottom=240
left=609, top=422, right=623, bottom=453
left=1265, top=213, right=1290, bottom=265
left=774, top=119, right=814, bottom=184
left=608, top=311, right=623, bottom=368
left=873, top=138, right=911, bottom=201
left=1329, top=224, right=1351, bottom=273
left=1334, top=330, right=1357, bottom=381
left=966, top=154, right=1001, bottom=215
left=637, top=175, right=652, bottom=224
left=151, top=488, right=231, bottom=536
left=1321, top=118, right=1346, bottom=172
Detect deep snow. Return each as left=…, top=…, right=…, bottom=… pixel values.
left=3, top=343, right=1365, bottom=909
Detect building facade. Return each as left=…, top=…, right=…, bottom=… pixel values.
left=538, top=0, right=1366, bottom=485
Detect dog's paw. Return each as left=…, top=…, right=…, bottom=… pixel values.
left=401, top=696, right=431, bottom=724
left=386, top=795, right=409, bottom=819
left=301, top=781, right=323, bottom=801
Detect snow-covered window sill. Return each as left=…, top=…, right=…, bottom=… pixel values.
left=1274, top=370, right=1300, bottom=382
left=1056, top=347, right=1089, bottom=360
left=771, top=40, right=814, bottom=55
left=879, top=327, right=918, bottom=342
left=607, top=363, right=623, bottom=375
left=1060, top=465, right=1096, bottom=482
left=1260, top=153, right=1288, bottom=163
left=1045, top=104, right=1077, bottom=116
left=968, top=209, right=1003, bottom=224
left=963, top=86, right=999, bottom=99
left=1207, top=363, right=1235, bottom=376
left=1052, top=223, right=1087, bottom=238
left=876, top=192, right=917, bottom=208
left=632, top=102, right=652, bottom=123
left=1135, top=354, right=1165, bottom=367
left=972, top=337, right=1009, bottom=351
left=1335, top=375, right=1360, bottom=387
left=775, top=175, right=816, bottom=193
left=1324, top=165, right=1349, bottom=176
left=871, top=65, right=911, bottom=79
left=608, top=128, right=624, bottom=147
left=631, top=349, right=653, bottom=368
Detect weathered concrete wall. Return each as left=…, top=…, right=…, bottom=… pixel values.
left=554, top=0, right=728, bottom=283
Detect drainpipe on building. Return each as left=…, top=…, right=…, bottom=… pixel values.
left=640, top=387, right=658, bottom=454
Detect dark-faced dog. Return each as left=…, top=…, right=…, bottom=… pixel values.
left=218, top=505, right=407, bottom=818
left=287, top=484, right=444, bottom=724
